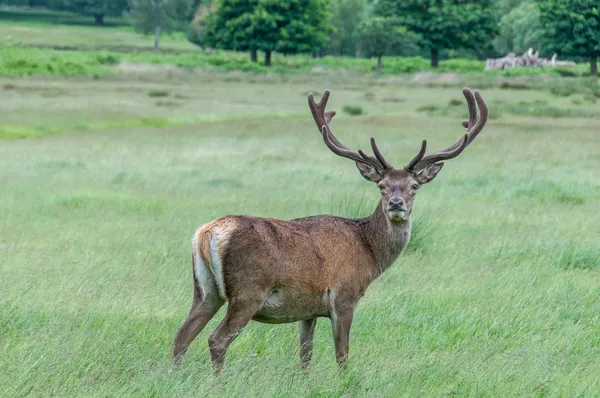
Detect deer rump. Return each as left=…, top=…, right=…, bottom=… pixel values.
left=193, top=215, right=375, bottom=324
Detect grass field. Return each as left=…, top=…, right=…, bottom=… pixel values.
left=1, top=8, right=600, bottom=398
left=0, top=8, right=196, bottom=51
left=1, top=70, right=600, bottom=396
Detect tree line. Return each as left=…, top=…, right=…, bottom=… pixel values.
left=4, top=0, right=600, bottom=75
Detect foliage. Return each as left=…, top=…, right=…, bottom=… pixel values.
left=128, top=0, right=195, bottom=40
left=372, top=0, right=498, bottom=66
left=342, top=104, right=364, bottom=115
left=198, top=0, right=333, bottom=63
left=538, top=0, right=600, bottom=75
left=327, top=0, right=365, bottom=56
left=356, top=16, right=420, bottom=74
left=187, top=2, right=217, bottom=47
left=2, top=45, right=593, bottom=78
left=48, top=0, right=129, bottom=24
left=0, top=0, right=52, bottom=6
left=356, top=17, right=420, bottom=59
left=494, top=1, right=544, bottom=55
left=0, top=46, right=109, bottom=76
left=497, top=0, right=527, bottom=16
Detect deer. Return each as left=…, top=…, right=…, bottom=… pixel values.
left=172, top=88, right=488, bottom=371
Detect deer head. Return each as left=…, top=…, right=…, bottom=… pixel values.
left=308, top=88, right=488, bottom=223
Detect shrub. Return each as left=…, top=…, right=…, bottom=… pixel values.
left=550, top=86, right=575, bottom=97
left=148, top=90, right=170, bottom=98
left=96, top=53, right=120, bottom=65
left=342, top=105, right=364, bottom=116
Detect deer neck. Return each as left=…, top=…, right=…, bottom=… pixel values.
left=361, top=201, right=411, bottom=276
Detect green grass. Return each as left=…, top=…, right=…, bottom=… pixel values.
left=2, top=43, right=593, bottom=78
left=0, top=8, right=197, bottom=51
left=1, top=72, right=600, bottom=396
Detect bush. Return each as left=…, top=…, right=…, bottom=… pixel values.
left=147, top=90, right=170, bottom=97
left=550, top=86, right=575, bottom=97
left=342, top=105, right=364, bottom=116
left=96, top=53, right=120, bottom=65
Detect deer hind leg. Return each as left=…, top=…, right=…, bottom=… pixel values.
left=299, top=318, right=317, bottom=369
left=208, top=294, right=265, bottom=372
left=172, top=249, right=224, bottom=364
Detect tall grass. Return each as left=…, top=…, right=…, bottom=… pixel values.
left=1, top=74, right=600, bottom=396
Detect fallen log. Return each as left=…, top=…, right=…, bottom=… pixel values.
left=485, top=48, right=576, bottom=71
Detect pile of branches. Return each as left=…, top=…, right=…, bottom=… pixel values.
left=484, top=48, right=576, bottom=71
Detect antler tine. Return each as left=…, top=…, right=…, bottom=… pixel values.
left=370, top=137, right=393, bottom=170
left=308, top=90, right=347, bottom=151
left=463, top=88, right=477, bottom=131
left=308, top=90, right=388, bottom=172
left=404, top=140, right=427, bottom=171
left=411, top=88, right=488, bottom=172
left=441, top=89, right=488, bottom=151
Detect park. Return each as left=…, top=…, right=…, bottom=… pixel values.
left=1, top=1, right=599, bottom=396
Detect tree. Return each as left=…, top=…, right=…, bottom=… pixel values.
left=372, top=0, right=498, bottom=67
left=494, top=1, right=545, bottom=55
left=198, top=0, right=333, bottom=65
left=328, top=0, right=365, bottom=56
left=129, top=0, right=194, bottom=49
left=538, top=0, right=600, bottom=76
left=356, top=17, right=420, bottom=75
left=497, top=0, right=527, bottom=16
left=50, top=0, right=129, bottom=25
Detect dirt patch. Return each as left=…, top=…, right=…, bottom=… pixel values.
left=116, top=62, right=179, bottom=73
left=410, top=72, right=459, bottom=84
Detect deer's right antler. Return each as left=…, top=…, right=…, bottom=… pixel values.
left=405, top=88, right=488, bottom=173
left=308, top=90, right=392, bottom=173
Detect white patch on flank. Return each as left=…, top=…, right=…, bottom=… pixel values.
left=209, top=232, right=227, bottom=299
left=326, top=288, right=337, bottom=326
left=261, top=289, right=283, bottom=311
left=192, top=234, right=218, bottom=301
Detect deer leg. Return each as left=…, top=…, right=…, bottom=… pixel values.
left=208, top=296, right=264, bottom=371
left=299, top=318, right=317, bottom=368
left=331, top=308, right=355, bottom=366
left=173, top=294, right=224, bottom=364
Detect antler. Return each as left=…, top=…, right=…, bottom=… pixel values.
left=405, top=88, right=488, bottom=173
left=308, top=90, right=392, bottom=172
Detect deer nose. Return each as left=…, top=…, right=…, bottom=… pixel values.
left=389, top=198, right=405, bottom=208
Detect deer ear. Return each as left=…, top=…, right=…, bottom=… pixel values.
left=355, top=161, right=382, bottom=182
left=415, top=162, right=444, bottom=184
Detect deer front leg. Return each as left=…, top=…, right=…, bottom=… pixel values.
left=299, top=318, right=317, bottom=368
left=330, top=307, right=355, bottom=366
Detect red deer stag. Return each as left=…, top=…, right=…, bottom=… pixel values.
left=173, top=88, right=488, bottom=371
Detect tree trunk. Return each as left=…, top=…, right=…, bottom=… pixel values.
left=154, top=25, right=161, bottom=49
left=251, top=49, right=257, bottom=63
left=376, top=55, right=382, bottom=76
left=94, top=14, right=104, bottom=25
left=591, top=56, right=598, bottom=76
left=431, top=48, right=439, bottom=68
left=265, top=51, right=272, bottom=66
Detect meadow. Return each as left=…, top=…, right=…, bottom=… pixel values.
left=1, top=9, right=600, bottom=398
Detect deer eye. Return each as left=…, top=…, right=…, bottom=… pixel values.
left=411, top=184, right=419, bottom=190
